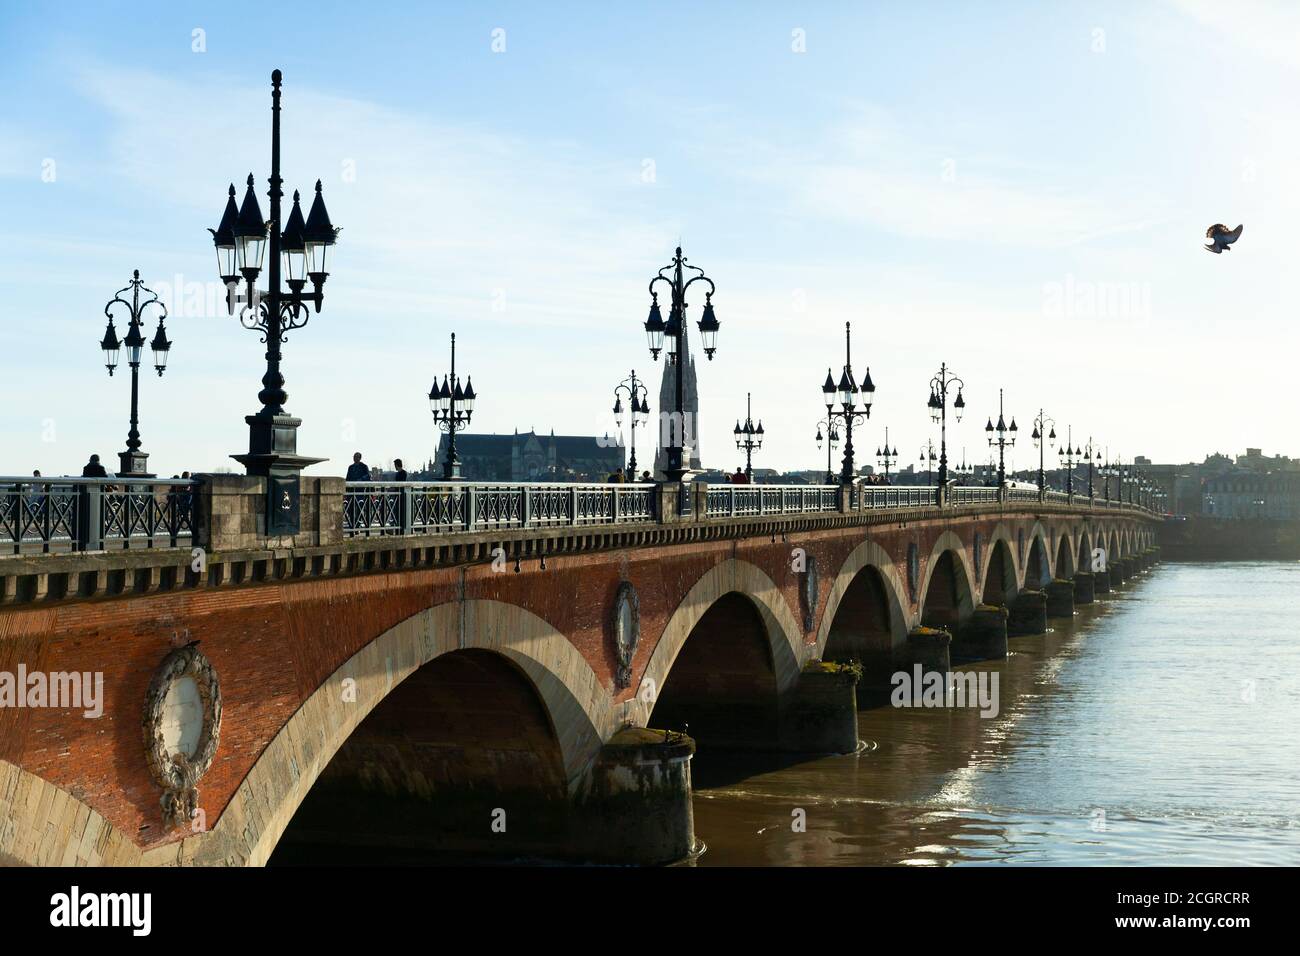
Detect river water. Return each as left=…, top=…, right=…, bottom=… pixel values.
left=688, top=562, right=1300, bottom=866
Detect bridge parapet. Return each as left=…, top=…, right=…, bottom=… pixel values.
left=0, top=474, right=1157, bottom=607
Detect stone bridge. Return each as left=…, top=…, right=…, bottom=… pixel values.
left=0, top=476, right=1159, bottom=866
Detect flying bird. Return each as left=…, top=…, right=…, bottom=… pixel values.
left=1204, top=223, right=1243, bottom=254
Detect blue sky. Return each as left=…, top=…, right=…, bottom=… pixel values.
left=1, top=1, right=1297, bottom=477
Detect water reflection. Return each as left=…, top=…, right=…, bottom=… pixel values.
left=689, top=563, right=1300, bottom=866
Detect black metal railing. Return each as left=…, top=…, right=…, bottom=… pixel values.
left=0, top=476, right=195, bottom=553
left=704, top=484, right=839, bottom=518
left=342, top=481, right=657, bottom=537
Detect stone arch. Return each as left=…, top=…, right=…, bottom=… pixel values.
left=1077, top=528, right=1093, bottom=572
left=2, top=599, right=607, bottom=868
left=0, top=762, right=143, bottom=866
left=649, top=591, right=783, bottom=749
left=816, top=538, right=911, bottom=658
left=166, top=600, right=604, bottom=866
left=817, top=539, right=910, bottom=695
left=979, top=523, right=1021, bottom=604
left=1023, top=522, right=1052, bottom=588
left=919, top=530, right=977, bottom=628
left=635, top=558, right=803, bottom=732
left=1054, top=527, right=1075, bottom=578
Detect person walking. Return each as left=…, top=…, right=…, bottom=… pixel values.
left=393, top=458, right=408, bottom=482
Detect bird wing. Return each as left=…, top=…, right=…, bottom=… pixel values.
left=1206, top=223, right=1227, bottom=238
left=1224, top=224, right=1243, bottom=243
left=1203, top=243, right=1221, bottom=253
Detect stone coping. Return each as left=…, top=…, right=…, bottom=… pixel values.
left=0, top=501, right=1157, bottom=608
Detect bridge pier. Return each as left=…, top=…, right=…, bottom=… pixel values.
left=952, top=606, right=1008, bottom=661
left=1045, top=579, right=1075, bottom=618
left=1073, top=571, right=1095, bottom=604
left=778, top=663, right=860, bottom=754
left=1008, top=589, right=1048, bottom=636
left=897, top=626, right=951, bottom=681
left=576, top=729, right=696, bottom=865
left=1093, top=568, right=1111, bottom=594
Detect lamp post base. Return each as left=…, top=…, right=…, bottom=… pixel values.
left=231, top=413, right=326, bottom=477
left=117, top=450, right=152, bottom=478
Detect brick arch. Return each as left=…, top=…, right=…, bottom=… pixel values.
left=1076, top=528, right=1092, bottom=571
left=1023, top=521, right=1052, bottom=588
left=919, top=530, right=976, bottom=626
left=1054, top=526, right=1076, bottom=578
left=815, top=538, right=911, bottom=658
left=979, top=523, right=1021, bottom=603
left=179, top=600, right=604, bottom=867
left=631, top=558, right=804, bottom=731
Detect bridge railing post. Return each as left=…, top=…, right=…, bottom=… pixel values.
left=522, top=486, right=532, bottom=529
left=399, top=485, right=414, bottom=536
left=465, top=485, right=477, bottom=532
left=75, top=482, right=103, bottom=551
left=570, top=486, right=578, bottom=525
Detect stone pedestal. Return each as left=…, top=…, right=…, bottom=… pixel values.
left=1008, top=589, right=1047, bottom=636
left=193, top=473, right=343, bottom=552
left=896, top=627, right=951, bottom=682
left=655, top=482, right=683, bottom=523
left=1073, top=571, right=1095, bottom=604
left=952, top=605, right=1008, bottom=661
left=1094, top=569, right=1111, bottom=594
left=778, top=663, right=860, bottom=754
left=1045, top=579, right=1075, bottom=618
left=576, top=728, right=696, bottom=865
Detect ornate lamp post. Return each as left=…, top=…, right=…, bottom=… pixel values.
left=100, top=270, right=172, bottom=476
left=1030, top=409, right=1056, bottom=493
left=815, top=418, right=840, bottom=485
left=952, top=447, right=975, bottom=481
left=429, top=333, right=476, bottom=479
left=1100, top=448, right=1113, bottom=502
left=210, top=69, right=339, bottom=502
left=733, top=392, right=763, bottom=481
left=820, top=321, right=875, bottom=484
left=1081, top=437, right=1100, bottom=500
left=926, top=363, right=965, bottom=499
left=613, top=370, right=650, bottom=480
left=875, top=427, right=898, bottom=484
left=1058, top=427, right=1082, bottom=501
left=919, top=439, right=937, bottom=485
left=643, top=246, right=719, bottom=482
left=984, top=389, right=1018, bottom=488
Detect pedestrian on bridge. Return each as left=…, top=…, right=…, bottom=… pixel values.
left=393, top=459, right=408, bottom=482
left=346, top=452, right=371, bottom=482
left=82, top=454, right=108, bottom=479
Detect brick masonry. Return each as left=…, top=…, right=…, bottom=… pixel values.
left=0, top=506, right=1156, bottom=865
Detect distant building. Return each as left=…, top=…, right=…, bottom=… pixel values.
left=1203, top=471, right=1300, bottom=520
left=427, top=429, right=624, bottom=481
